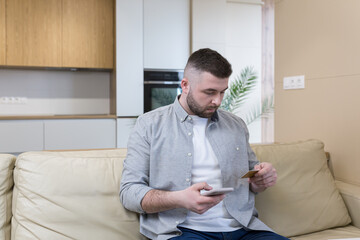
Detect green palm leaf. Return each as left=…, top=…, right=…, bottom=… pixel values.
left=220, top=66, right=258, bottom=113
left=244, top=95, right=274, bottom=125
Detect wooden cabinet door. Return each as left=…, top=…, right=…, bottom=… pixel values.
left=0, top=0, right=6, bottom=65
left=6, top=0, right=62, bottom=67
left=62, top=0, right=114, bottom=69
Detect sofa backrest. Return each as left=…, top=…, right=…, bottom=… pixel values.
left=11, top=149, right=145, bottom=240
left=252, top=139, right=351, bottom=237
left=0, top=154, right=16, bottom=240
left=7, top=139, right=353, bottom=239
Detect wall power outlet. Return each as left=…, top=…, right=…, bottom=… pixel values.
left=0, top=97, right=28, bottom=104
left=283, top=75, right=305, bottom=90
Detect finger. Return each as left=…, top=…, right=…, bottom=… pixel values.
left=201, top=194, right=226, bottom=206
left=256, top=166, right=276, bottom=178
left=255, top=170, right=271, bottom=179
left=254, top=171, right=277, bottom=181
left=195, top=195, right=225, bottom=214
left=203, top=183, right=213, bottom=191
left=250, top=175, right=277, bottom=186
left=253, top=163, right=269, bottom=177
left=203, top=196, right=225, bottom=207
left=257, top=178, right=277, bottom=188
left=208, top=194, right=226, bottom=201
left=250, top=174, right=277, bottom=184
left=193, top=182, right=212, bottom=191
left=254, top=164, right=261, bottom=171
left=196, top=204, right=215, bottom=214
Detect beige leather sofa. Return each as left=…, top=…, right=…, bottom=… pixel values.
left=0, top=139, right=359, bottom=240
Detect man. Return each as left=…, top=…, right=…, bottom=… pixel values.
left=120, top=48, right=288, bottom=240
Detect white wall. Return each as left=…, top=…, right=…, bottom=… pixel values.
left=192, top=0, right=263, bottom=143
left=0, top=69, right=110, bottom=116
left=225, top=2, right=262, bottom=143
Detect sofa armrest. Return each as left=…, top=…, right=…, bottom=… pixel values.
left=335, top=180, right=360, bottom=228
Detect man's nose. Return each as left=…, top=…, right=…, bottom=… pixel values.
left=212, top=94, right=222, bottom=105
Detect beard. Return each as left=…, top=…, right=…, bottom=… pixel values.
left=186, top=89, right=219, bottom=118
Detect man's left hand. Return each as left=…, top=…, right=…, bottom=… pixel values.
left=249, top=162, right=277, bottom=193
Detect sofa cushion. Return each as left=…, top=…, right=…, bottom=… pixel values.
left=11, top=149, right=146, bottom=240
left=252, top=139, right=351, bottom=237
left=289, top=225, right=360, bottom=240
left=335, top=180, right=360, bottom=230
left=0, top=154, right=16, bottom=240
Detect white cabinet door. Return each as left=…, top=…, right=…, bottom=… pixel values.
left=44, top=119, right=116, bottom=150
left=144, top=0, right=190, bottom=70
left=116, top=118, right=136, bottom=148
left=191, top=0, right=227, bottom=54
left=116, top=0, right=144, bottom=117
left=0, top=120, right=44, bottom=153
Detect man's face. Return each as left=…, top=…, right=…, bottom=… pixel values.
left=184, top=71, right=229, bottom=118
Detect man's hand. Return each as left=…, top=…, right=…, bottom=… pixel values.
left=141, top=182, right=225, bottom=214
left=177, top=182, right=225, bottom=214
left=249, top=162, right=277, bottom=193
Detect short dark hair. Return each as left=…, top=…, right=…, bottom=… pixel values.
left=185, top=48, right=232, bottom=78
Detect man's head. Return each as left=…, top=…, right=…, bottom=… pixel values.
left=179, top=48, right=232, bottom=118
left=184, top=48, right=233, bottom=80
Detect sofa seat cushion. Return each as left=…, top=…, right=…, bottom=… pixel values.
left=0, top=154, right=16, bottom=240
left=11, top=149, right=145, bottom=240
left=290, top=225, right=360, bottom=240
left=336, top=180, right=360, bottom=229
left=252, top=139, right=351, bottom=237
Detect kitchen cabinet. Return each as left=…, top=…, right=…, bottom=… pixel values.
left=191, top=0, right=226, bottom=53
left=143, top=0, right=190, bottom=70
left=116, top=118, right=136, bottom=148
left=116, top=0, right=143, bottom=117
left=115, top=0, right=189, bottom=116
left=0, top=0, right=5, bottom=65
left=44, top=119, right=116, bottom=150
left=62, top=0, right=114, bottom=69
left=0, top=119, right=116, bottom=153
left=4, top=0, right=113, bottom=69
left=6, top=0, right=62, bottom=67
left=0, top=120, right=44, bottom=153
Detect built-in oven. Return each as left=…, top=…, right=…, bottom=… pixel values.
left=144, top=69, right=183, bottom=113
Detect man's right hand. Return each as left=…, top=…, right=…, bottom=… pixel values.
left=141, top=182, right=225, bottom=214
left=177, top=182, right=226, bottom=214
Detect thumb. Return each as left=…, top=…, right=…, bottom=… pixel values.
left=193, top=182, right=212, bottom=191
left=254, top=164, right=263, bottom=170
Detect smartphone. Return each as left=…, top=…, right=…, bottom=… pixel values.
left=200, top=187, right=234, bottom=196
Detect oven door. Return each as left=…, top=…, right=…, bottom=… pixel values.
left=144, top=81, right=182, bottom=113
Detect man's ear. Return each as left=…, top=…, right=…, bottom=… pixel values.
left=181, top=78, right=190, bottom=94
